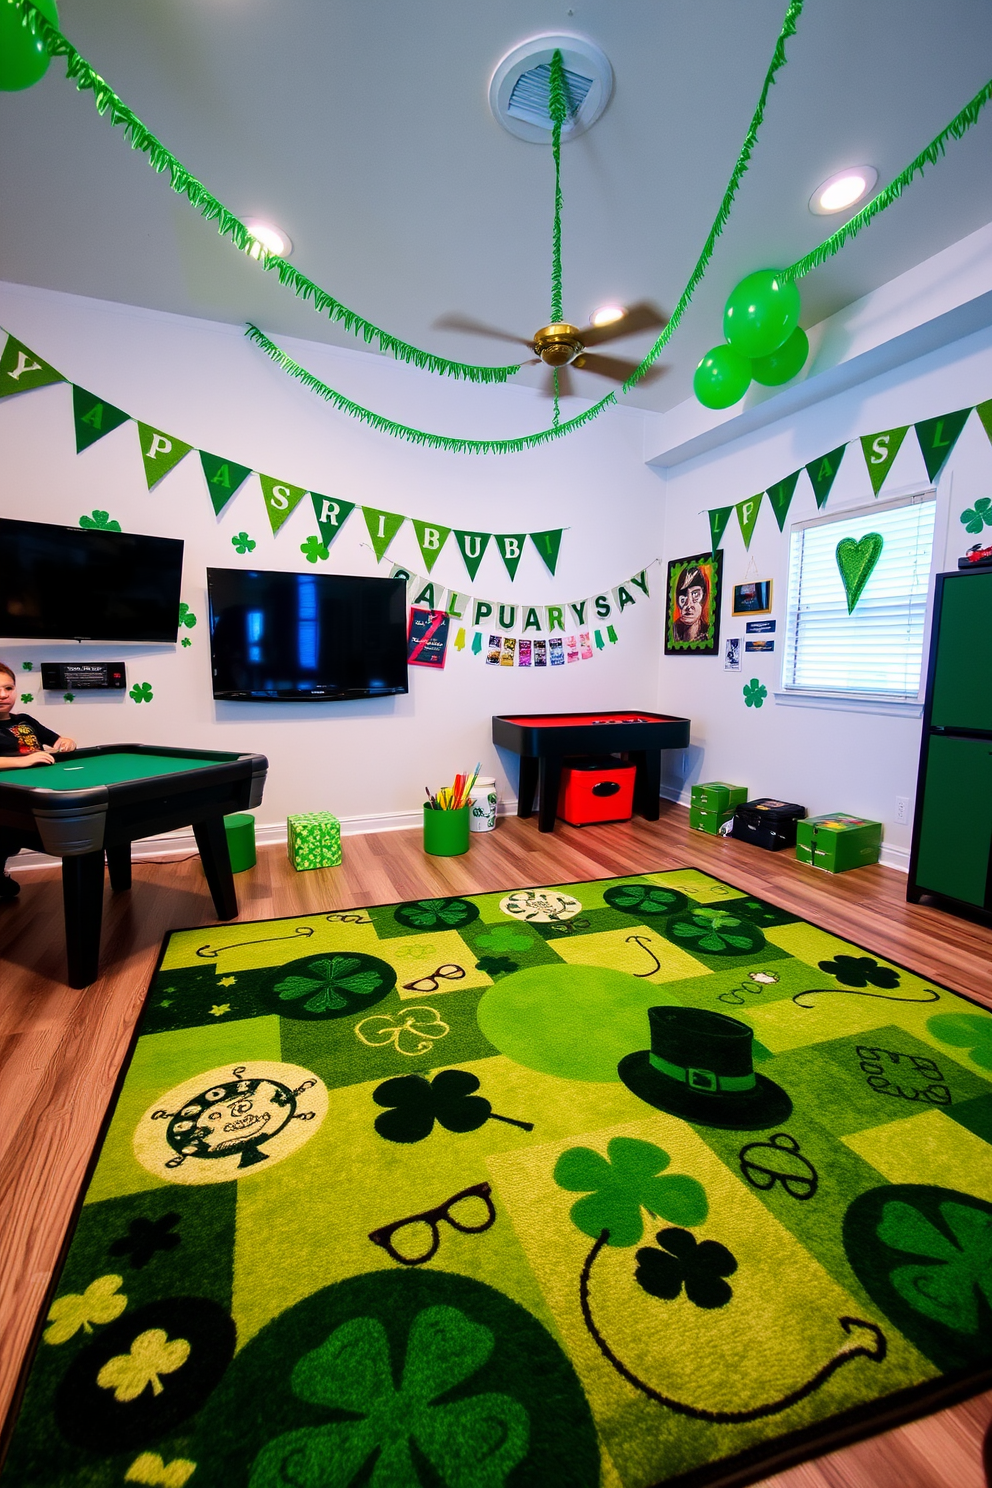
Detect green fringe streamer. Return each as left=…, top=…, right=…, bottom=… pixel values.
left=783, top=77, right=992, bottom=281
left=549, top=49, right=568, bottom=325
left=13, top=0, right=520, bottom=387
left=246, top=324, right=615, bottom=454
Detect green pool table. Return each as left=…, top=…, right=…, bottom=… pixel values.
left=0, top=744, right=267, bottom=987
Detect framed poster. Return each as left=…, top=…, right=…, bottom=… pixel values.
left=732, top=580, right=772, bottom=615
left=664, top=550, right=722, bottom=655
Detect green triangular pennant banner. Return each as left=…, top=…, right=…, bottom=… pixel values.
left=260, top=474, right=307, bottom=533
left=975, top=399, right=992, bottom=449
left=765, top=471, right=800, bottom=531
left=200, top=451, right=253, bottom=515
left=72, top=386, right=130, bottom=453
left=363, top=507, right=405, bottom=562
left=735, top=493, right=763, bottom=549
left=860, top=426, right=908, bottom=495
left=914, top=408, right=972, bottom=482
left=138, top=423, right=192, bottom=490
left=412, top=518, right=451, bottom=574
left=0, top=335, right=64, bottom=399
left=708, top=506, right=732, bottom=552
left=454, top=530, right=492, bottom=582
left=806, top=445, right=846, bottom=508
left=311, top=493, right=355, bottom=547
left=530, top=529, right=563, bottom=577
left=494, top=533, right=527, bottom=581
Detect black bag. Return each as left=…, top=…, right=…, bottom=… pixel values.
left=731, top=798, right=806, bottom=852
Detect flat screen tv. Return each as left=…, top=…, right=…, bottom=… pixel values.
left=0, top=517, right=184, bottom=642
left=207, top=567, right=408, bottom=701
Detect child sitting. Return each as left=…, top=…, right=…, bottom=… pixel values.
left=0, top=662, right=76, bottom=899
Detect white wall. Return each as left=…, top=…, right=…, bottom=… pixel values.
left=0, top=281, right=665, bottom=835
left=654, top=320, right=992, bottom=868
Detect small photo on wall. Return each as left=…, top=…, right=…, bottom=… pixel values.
left=724, top=637, right=741, bottom=671
left=732, top=580, right=772, bottom=616
left=664, top=550, right=723, bottom=656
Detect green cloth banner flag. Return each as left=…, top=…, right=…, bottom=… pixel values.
left=708, top=505, right=732, bottom=552
left=976, top=398, right=992, bottom=449
left=363, top=507, right=405, bottom=562
left=138, top=423, right=192, bottom=490
left=530, top=529, right=563, bottom=577
left=412, top=519, right=451, bottom=574
left=806, top=445, right=846, bottom=508
left=72, top=386, right=129, bottom=453
left=0, top=335, right=63, bottom=400
left=495, top=534, right=527, bottom=581
left=860, top=426, right=908, bottom=496
left=736, top=493, right=763, bottom=549
left=766, top=471, right=800, bottom=531
left=455, top=530, right=492, bottom=582
left=260, top=474, right=307, bottom=534
left=200, top=451, right=253, bottom=515
left=914, top=408, right=972, bottom=482
left=312, top=493, right=355, bottom=547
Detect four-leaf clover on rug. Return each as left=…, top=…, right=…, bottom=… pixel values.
left=603, top=882, right=689, bottom=918
left=395, top=898, right=480, bottom=931
left=373, top=1070, right=533, bottom=1144
left=274, top=953, right=394, bottom=1017
left=109, top=1213, right=181, bottom=1270
left=819, top=955, right=900, bottom=989
left=635, top=1228, right=738, bottom=1309
left=666, top=907, right=766, bottom=957
left=743, top=678, right=767, bottom=709
left=877, top=1197, right=992, bottom=1334
left=554, top=1137, right=707, bottom=1247
left=249, top=1306, right=529, bottom=1488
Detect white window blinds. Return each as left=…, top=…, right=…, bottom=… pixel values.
left=782, top=495, right=936, bottom=698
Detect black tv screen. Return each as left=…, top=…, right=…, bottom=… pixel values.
left=207, top=567, right=409, bottom=701
left=0, top=517, right=184, bottom=642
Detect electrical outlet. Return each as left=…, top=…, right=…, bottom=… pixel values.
left=895, top=796, right=911, bottom=824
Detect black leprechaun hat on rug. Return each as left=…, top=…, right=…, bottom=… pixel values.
left=618, top=1006, right=792, bottom=1129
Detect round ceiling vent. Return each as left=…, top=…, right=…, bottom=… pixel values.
left=489, top=35, right=613, bottom=144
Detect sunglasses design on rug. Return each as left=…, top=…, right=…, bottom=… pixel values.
left=368, top=1181, right=497, bottom=1265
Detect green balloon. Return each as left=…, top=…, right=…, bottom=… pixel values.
left=0, top=0, right=59, bottom=91
left=723, top=270, right=801, bottom=360
left=693, top=343, right=751, bottom=409
left=751, top=326, right=809, bottom=386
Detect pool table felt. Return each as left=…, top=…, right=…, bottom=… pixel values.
left=0, top=752, right=238, bottom=791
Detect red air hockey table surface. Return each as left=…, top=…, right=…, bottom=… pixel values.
left=492, top=711, right=690, bottom=833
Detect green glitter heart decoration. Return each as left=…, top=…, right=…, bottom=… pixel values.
left=836, top=533, right=883, bottom=614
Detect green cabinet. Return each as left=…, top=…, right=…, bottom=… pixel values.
left=914, top=737, right=992, bottom=906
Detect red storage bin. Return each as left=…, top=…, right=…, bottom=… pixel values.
left=557, top=757, right=636, bottom=826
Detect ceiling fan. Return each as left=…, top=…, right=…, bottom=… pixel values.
left=434, top=301, right=667, bottom=396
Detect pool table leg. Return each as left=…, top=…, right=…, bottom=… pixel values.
left=538, top=757, right=563, bottom=833
left=631, top=749, right=662, bottom=820
left=62, top=850, right=106, bottom=988
left=105, top=843, right=132, bottom=892
left=193, top=815, right=238, bottom=921
left=517, top=756, right=538, bottom=818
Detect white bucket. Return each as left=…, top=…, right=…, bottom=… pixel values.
left=469, top=777, right=498, bottom=832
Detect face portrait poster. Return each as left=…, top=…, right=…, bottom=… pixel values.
left=664, top=550, right=722, bottom=655
left=407, top=608, right=450, bottom=667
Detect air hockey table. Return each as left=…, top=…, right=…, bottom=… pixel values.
left=492, top=711, right=691, bottom=833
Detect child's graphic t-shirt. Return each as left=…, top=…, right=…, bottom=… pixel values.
left=0, top=713, right=59, bottom=756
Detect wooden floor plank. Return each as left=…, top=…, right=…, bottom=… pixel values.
left=1, top=804, right=990, bottom=1485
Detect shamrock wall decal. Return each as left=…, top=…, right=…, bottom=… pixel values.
left=20, top=693, right=32, bottom=704
left=178, top=604, right=197, bottom=629
left=743, top=678, right=767, bottom=709
left=300, top=535, right=330, bottom=564
left=130, top=682, right=154, bottom=704
left=79, top=509, right=121, bottom=531
left=960, top=497, right=992, bottom=535
left=372, top=1070, right=533, bottom=1144
left=45, top=1275, right=128, bottom=1345
left=554, top=1137, right=708, bottom=1247
left=249, top=1307, right=529, bottom=1488
left=926, top=1012, right=992, bottom=1071
left=97, top=1328, right=191, bottom=1403
left=109, top=1213, right=181, bottom=1270
left=231, top=532, right=256, bottom=554
left=64, top=692, right=75, bottom=703
left=818, top=955, right=900, bottom=989
left=21, top=661, right=32, bottom=671
left=635, top=1228, right=738, bottom=1309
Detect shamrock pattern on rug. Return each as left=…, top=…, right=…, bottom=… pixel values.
left=271, top=952, right=395, bottom=1018
left=554, top=1137, right=707, bottom=1247
left=634, top=1228, right=738, bottom=1309
left=819, top=955, right=900, bottom=989
left=373, top=1071, right=533, bottom=1144
left=602, top=882, right=689, bottom=918
left=664, top=907, right=766, bottom=957
left=45, top=1276, right=127, bottom=1345
left=927, top=1012, right=992, bottom=1071
left=394, top=898, right=480, bottom=931
left=109, top=1213, right=181, bottom=1270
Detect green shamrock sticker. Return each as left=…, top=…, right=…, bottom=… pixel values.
left=742, top=678, right=767, bottom=709
left=181, top=637, right=192, bottom=648
left=63, top=693, right=75, bottom=703
left=178, top=603, right=197, bottom=629
left=960, top=497, right=992, bottom=535
left=22, top=662, right=32, bottom=671
left=79, top=509, right=121, bottom=531
left=300, top=535, right=330, bottom=564
left=232, top=532, right=256, bottom=555
left=249, top=1307, right=529, bottom=1488
left=129, top=682, right=153, bottom=704
left=272, top=953, right=395, bottom=1020
left=554, top=1136, right=707, bottom=1247
left=20, top=693, right=33, bottom=704
left=665, top=907, right=766, bottom=956
left=927, top=1012, right=992, bottom=1071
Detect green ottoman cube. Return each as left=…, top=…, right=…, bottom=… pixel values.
left=287, top=811, right=342, bottom=871
left=796, top=813, right=882, bottom=873
left=224, top=812, right=257, bottom=873
left=691, top=781, right=748, bottom=813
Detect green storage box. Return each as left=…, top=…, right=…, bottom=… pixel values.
left=287, top=810, right=342, bottom=871
left=691, top=781, right=748, bottom=813
left=795, top=813, right=882, bottom=873
left=689, top=803, right=735, bottom=835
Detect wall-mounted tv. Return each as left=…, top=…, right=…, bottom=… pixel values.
left=207, top=567, right=408, bottom=701
left=0, top=517, right=184, bottom=642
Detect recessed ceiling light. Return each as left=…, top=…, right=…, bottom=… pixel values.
left=809, top=167, right=878, bottom=216
left=242, top=219, right=292, bottom=259
left=590, top=304, right=625, bottom=327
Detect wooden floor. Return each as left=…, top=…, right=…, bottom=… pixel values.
left=1, top=804, right=990, bottom=1485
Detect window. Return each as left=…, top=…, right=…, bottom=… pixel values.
left=782, top=493, right=937, bottom=700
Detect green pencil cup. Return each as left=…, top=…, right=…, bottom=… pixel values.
left=224, top=812, right=256, bottom=873
left=423, top=804, right=470, bottom=857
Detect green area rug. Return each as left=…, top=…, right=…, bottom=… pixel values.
left=5, top=868, right=992, bottom=1488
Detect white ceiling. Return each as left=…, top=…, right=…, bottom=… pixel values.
left=1, top=0, right=991, bottom=415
